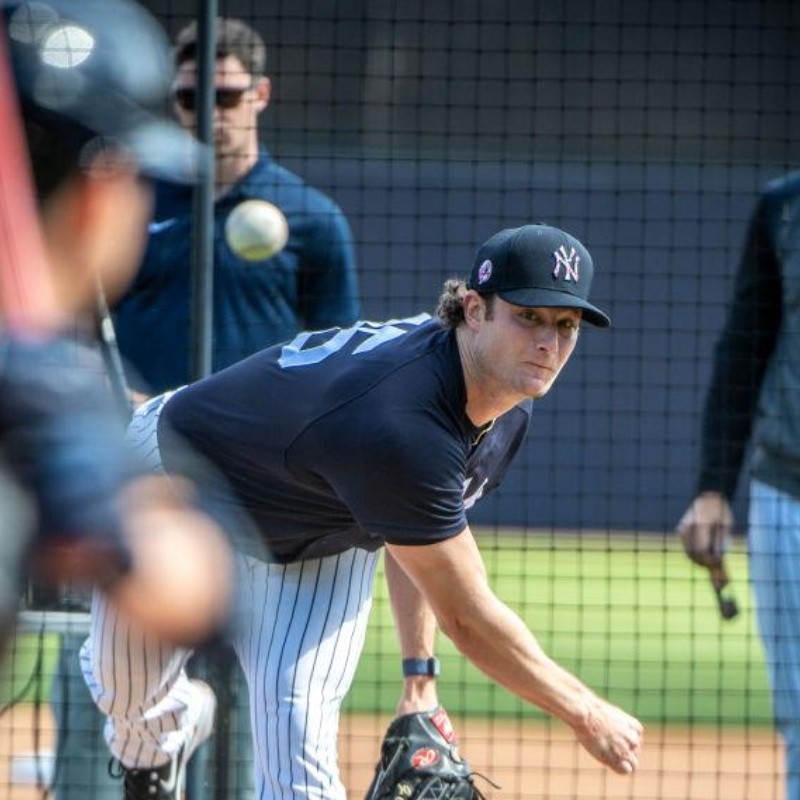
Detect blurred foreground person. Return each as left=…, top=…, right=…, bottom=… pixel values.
left=1, top=0, right=236, bottom=655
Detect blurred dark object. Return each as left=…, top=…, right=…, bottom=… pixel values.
left=0, top=458, right=35, bottom=654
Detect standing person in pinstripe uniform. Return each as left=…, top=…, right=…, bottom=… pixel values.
left=82, top=224, right=644, bottom=800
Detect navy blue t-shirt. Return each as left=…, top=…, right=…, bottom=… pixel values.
left=114, top=148, right=360, bottom=393
left=159, top=316, right=531, bottom=562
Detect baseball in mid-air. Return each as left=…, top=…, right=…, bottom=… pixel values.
left=225, top=199, right=289, bottom=261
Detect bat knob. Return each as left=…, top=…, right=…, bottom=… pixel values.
left=710, top=562, right=739, bottom=620
left=718, top=598, right=739, bottom=620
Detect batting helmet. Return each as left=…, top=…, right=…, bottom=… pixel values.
left=2, top=0, right=204, bottom=188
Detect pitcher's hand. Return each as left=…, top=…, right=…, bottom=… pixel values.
left=572, top=696, right=644, bottom=774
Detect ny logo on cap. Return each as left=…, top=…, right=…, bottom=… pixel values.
left=552, top=246, right=580, bottom=282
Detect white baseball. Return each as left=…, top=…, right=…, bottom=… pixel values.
left=225, top=199, right=289, bottom=261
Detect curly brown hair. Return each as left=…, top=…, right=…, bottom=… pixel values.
left=435, top=279, right=495, bottom=329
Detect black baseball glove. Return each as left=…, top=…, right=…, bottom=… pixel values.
left=365, top=707, right=494, bottom=800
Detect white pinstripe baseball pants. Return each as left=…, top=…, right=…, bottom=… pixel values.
left=80, top=393, right=378, bottom=800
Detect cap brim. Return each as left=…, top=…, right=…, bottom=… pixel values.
left=497, top=288, right=611, bottom=327
left=123, top=119, right=210, bottom=185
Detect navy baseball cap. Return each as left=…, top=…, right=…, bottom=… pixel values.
left=467, top=224, right=611, bottom=327
left=3, top=0, right=206, bottom=184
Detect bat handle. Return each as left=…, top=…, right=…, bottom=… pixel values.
left=94, top=275, right=133, bottom=421
left=709, top=562, right=739, bottom=620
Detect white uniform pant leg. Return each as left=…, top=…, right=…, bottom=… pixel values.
left=79, top=391, right=204, bottom=768
left=233, top=548, right=379, bottom=800
left=79, top=592, right=198, bottom=767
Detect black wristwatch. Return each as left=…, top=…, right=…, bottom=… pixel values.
left=402, top=657, right=441, bottom=677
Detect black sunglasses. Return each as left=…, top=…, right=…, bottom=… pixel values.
left=173, top=85, right=252, bottom=112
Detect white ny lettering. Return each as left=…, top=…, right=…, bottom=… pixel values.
left=552, top=245, right=580, bottom=282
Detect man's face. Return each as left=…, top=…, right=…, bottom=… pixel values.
left=87, top=159, right=155, bottom=304
left=173, top=54, right=269, bottom=162
left=41, top=158, right=154, bottom=315
left=469, top=296, right=581, bottom=400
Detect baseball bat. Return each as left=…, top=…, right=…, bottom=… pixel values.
left=709, top=561, right=739, bottom=620
left=0, top=19, right=67, bottom=625
left=0, top=17, right=62, bottom=334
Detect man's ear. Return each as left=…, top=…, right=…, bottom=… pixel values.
left=254, top=76, right=271, bottom=113
left=462, top=290, right=487, bottom=330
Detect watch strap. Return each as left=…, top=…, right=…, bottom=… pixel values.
left=402, top=657, right=441, bottom=677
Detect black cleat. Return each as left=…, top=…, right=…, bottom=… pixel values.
left=111, top=679, right=216, bottom=800
left=120, top=746, right=187, bottom=800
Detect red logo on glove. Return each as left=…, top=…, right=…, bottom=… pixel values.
left=429, top=708, right=456, bottom=743
left=411, top=748, right=440, bottom=768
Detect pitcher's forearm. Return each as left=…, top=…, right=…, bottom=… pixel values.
left=440, top=590, right=594, bottom=728
left=385, top=551, right=440, bottom=713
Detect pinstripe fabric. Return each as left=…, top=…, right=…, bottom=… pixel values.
left=82, top=392, right=381, bottom=800
left=125, top=390, right=179, bottom=472
left=79, top=594, right=196, bottom=767
left=80, top=391, right=195, bottom=767
left=233, top=550, right=377, bottom=800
